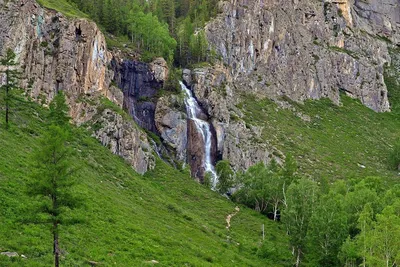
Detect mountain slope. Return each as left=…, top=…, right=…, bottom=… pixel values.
left=0, top=95, right=289, bottom=266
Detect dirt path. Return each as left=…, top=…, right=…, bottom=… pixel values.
left=226, top=206, right=240, bottom=230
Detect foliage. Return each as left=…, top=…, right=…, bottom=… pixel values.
left=238, top=93, right=400, bottom=183
left=48, top=91, right=70, bottom=128
left=234, top=158, right=297, bottom=221
left=0, top=96, right=289, bottom=266
left=389, top=140, right=400, bottom=170
left=306, top=193, right=348, bottom=266
left=0, top=49, right=20, bottom=129
left=28, top=94, right=77, bottom=267
left=215, top=160, right=234, bottom=194
left=282, top=178, right=319, bottom=266
left=37, top=0, right=218, bottom=66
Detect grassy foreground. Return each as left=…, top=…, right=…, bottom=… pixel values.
left=0, top=95, right=289, bottom=266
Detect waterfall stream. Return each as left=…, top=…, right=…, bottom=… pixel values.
left=180, top=81, right=218, bottom=188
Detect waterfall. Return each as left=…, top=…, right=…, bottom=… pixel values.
left=180, top=81, right=218, bottom=189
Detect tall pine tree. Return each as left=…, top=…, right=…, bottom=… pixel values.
left=0, top=49, right=20, bottom=129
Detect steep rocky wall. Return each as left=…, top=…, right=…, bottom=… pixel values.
left=111, top=58, right=168, bottom=134
left=205, top=0, right=399, bottom=112
left=0, top=0, right=154, bottom=174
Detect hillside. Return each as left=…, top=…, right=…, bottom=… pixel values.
left=1, top=0, right=400, bottom=266
left=0, top=94, right=289, bottom=266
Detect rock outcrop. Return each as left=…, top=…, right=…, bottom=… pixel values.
left=0, top=0, right=154, bottom=173
left=154, top=94, right=187, bottom=162
left=111, top=58, right=166, bottom=133
left=205, top=0, right=399, bottom=112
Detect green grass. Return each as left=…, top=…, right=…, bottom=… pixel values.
left=0, top=95, right=289, bottom=266
left=238, top=94, right=400, bottom=184
left=36, top=0, right=88, bottom=18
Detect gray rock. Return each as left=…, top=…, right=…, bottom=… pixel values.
left=1, top=252, right=19, bottom=257
left=155, top=95, right=188, bottom=162
left=205, top=0, right=398, bottom=112
left=92, top=108, right=155, bottom=174
left=182, top=69, right=192, bottom=86
left=0, top=0, right=155, bottom=174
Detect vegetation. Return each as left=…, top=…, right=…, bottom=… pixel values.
left=215, top=160, right=234, bottom=194
left=232, top=158, right=400, bottom=266
left=28, top=92, right=76, bottom=267
left=237, top=94, right=400, bottom=182
left=0, top=95, right=289, bottom=266
left=0, top=49, right=20, bottom=129
left=36, top=0, right=216, bottom=65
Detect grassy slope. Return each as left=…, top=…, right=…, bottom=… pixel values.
left=0, top=95, right=289, bottom=266
left=36, top=0, right=88, bottom=18
left=239, top=93, right=400, bottom=184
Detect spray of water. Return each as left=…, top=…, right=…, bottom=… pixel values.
left=180, top=81, right=218, bottom=189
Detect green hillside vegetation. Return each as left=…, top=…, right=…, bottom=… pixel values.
left=36, top=0, right=215, bottom=65
left=36, top=0, right=88, bottom=18
left=0, top=93, right=289, bottom=266
left=237, top=93, right=400, bottom=183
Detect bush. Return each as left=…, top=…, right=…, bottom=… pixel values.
left=389, top=140, right=400, bottom=170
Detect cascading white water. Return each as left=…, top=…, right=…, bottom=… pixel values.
left=180, top=81, right=218, bottom=188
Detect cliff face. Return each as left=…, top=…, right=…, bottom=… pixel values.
left=205, top=0, right=399, bottom=112
left=111, top=58, right=168, bottom=134
left=0, top=0, right=155, bottom=174
left=157, top=0, right=400, bottom=172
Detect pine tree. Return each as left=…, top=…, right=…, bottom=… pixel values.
left=49, top=91, right=70, bottom=128
left=0, top=49, right=20, bottom=129
left=29, top=94, right=77, bottom=267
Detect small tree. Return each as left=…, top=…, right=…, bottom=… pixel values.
left=29, top=93, right=76, bottom=267
left=48, top=91, right=70, bottom=128
left=282, top=178, right=319, bottom=267
left=0, top=49, right=20, bottom=129
left=216, top=160, right=234, bottom=194
left=389, top=140, right=400, bottom=171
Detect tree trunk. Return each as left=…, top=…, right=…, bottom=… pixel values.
left=53, top=221, right=60, bottom=267
left=296, top=248, right=301, bottom=267
left=273, top=202, right=278, bottom=221
left=5, top=70, right=9, bottom=129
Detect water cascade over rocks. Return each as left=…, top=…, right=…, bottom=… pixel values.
left=180, top=81, right=218, bottom=188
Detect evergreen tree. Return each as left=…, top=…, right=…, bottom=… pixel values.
left=0, top=49, right=20, bottom=129
left=29, top=94, right=77, bottom=267
left=49, top=91, right=70, bottom=128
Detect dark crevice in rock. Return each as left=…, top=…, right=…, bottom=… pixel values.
left=111, top=59, right=162, bottom=134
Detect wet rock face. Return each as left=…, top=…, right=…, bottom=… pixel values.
left=187, top=120, right=206, bottom=182
left=112, top=59, right=163, bottom=133
left=205, top=0, right=399, bottom=112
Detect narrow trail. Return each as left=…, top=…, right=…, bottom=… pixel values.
left=226, top=206, right=240, bottom=230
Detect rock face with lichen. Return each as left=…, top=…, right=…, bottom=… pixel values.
left=205, top=0, right=399, bottom=112
left=157, top=0, right=400, bottom=173
left=0, top=0, right=155, bottom=174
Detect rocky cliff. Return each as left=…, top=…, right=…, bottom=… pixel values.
left=157, top=0, right=400, bottom=172
left=0, top=0, right=157, bottom=174
left=2, top=0, right=399, bottom=179
left=205, top=0, right=399, bottom=112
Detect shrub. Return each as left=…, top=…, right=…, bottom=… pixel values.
left=389, top=140, right=400, bottom=170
